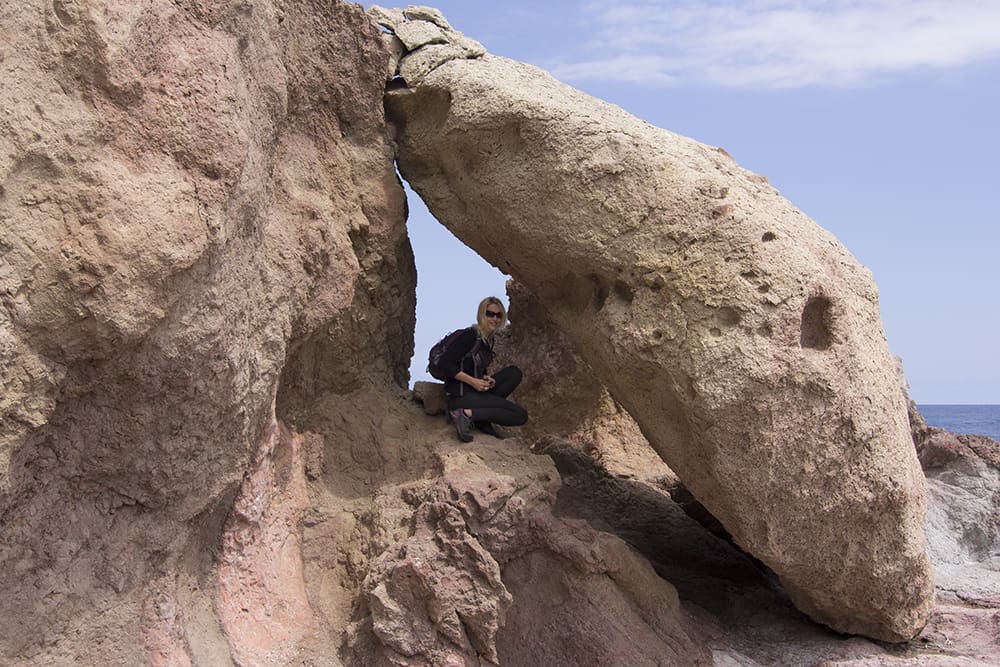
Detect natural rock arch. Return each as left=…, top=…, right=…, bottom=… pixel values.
left=6, top=1, right=978, bottom=662
left=374, top=5, right=934, bottom=641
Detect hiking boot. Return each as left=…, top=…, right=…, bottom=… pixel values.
left=451, top=409, right=473, bottom=442
left=475, top=421, right=505, bottom=439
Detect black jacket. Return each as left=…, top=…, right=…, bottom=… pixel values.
left=439, top=327, right=494, bottom=396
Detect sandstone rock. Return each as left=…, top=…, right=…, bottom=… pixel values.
left=0, top=0, right=413, bottom=662
left=532, top=433, right=1000, bottom=666
left=369, top=4, right=485, bottom=85
left=217, top=421, right=313, bottom=665
left=494, top=280, right=678, bottom=486
left=258, top=395, right=1000, bottom=665
left=386, top=18, right=933, bottom=641
left=535, top=436, right=761, bottom=595
left=392, top=17, right=449, bottom=50
left=4, top=1, right=996, bottom=663
left=401, top=5, right=453, bottom=30
left=363, top=493, right=512, bottom=664
left=491, top=281, right=608, bottom=440
left=412, top=379, right=448, bottom=415
left=367, top=5, right=408, bottom=29
left=913, top=604, right=1000, bottom=664
left=327, top=416, right=996, bottom=666
left=380, top=32, right=407, bottom=80
left=399, top=42, right=478, bottom=85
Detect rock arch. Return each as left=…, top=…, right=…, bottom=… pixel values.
left=373, top=6, right=933, bottom=641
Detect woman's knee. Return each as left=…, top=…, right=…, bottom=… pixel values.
left=494, top=366, right=522, bottom=392
left=511, top=404, right=529, bottom=426
left=494, top=365, right=520, bottom=379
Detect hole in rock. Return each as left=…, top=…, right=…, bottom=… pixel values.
left=612, top=279, right=634, bottom=304
left=761, top=232, right=777, bottom=242
left=404, top=182, right=511, bottom=386
left=800, top=295, right=834, bottom=350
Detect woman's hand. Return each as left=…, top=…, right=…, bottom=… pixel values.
left=455, top=371, right=492, bottom=392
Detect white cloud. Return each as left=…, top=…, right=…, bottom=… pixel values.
left=551, top=0, right=1000, bottom=88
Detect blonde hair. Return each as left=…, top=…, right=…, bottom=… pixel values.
left=475, top=296, right=507, bottom=339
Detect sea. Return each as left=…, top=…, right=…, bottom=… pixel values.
left=917, top=404, right=1000, bottom=442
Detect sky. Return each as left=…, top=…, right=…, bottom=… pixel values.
left=397, top=0, right=1000, bottom=404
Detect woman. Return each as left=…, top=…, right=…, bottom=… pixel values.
left=437, top=297, right=528, bottom=442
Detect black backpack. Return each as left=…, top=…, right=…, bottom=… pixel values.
left=427, top=327, right=482, bottom=381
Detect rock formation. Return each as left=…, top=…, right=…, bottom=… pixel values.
left=909, top=403, right=1000, bottom=607
left=380, top=6, right=933, bottom=641
left=1, top=0, right=412, bottom=662
left=3, top=1, right=998, bottom=665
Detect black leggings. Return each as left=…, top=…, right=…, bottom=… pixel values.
left=447, top=366, right=529, bottom=426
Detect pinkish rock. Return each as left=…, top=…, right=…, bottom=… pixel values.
left=0, top=0, right=412, bottom=662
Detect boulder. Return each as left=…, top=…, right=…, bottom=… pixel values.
left=367, top=5, right=485, bottom=86
left=385, top=17, right=934, bottom=640
left=412, top=380, right=448, bottom=415
left=909, top=403, right=1000, bottom=607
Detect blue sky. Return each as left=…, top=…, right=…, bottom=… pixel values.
left=398, top=1, right=1000, bottom=404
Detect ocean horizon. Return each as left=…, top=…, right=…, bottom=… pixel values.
left=917, top=404, right=1000, bottom=442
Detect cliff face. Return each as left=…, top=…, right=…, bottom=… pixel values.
left=2, top=3, right=998, bottom=666
left=1, top=0, right=412, bottom=662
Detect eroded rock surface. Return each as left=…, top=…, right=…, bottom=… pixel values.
left=382, top=9, right=933, bottom=640
left=1, top=0, right=412, bottom=662
left=5, top=2, right=997, bottom=665
left=345, top=439, right=713, bottom=667
left=341, top=423, right=998, bottom=666
left=493, top=280, right=677, bottom=487
left=909, top=403, right=1000, bottom=607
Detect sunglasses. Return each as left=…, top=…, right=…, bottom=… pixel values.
left=485, top=310, right=504, bottom=319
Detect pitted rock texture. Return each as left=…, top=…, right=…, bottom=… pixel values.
left=0, top=0, right=413, bottom=663
left=493, top=280, right=677, bottom=486
left=384, top=13, right=933, bottom=641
